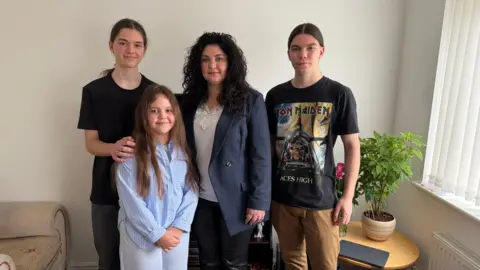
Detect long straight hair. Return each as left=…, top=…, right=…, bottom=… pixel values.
left=132, top=84, right=199, bottom=198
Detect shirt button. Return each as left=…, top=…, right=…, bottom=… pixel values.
left=226, top=161, right=232, bottom=167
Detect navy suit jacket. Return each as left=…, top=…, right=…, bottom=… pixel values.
left=181, top=89, right=272, bottom=236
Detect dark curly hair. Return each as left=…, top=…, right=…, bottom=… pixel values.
left=182, top=32, right=251, bottom=112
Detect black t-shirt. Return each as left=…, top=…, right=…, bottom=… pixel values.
left=265, top=76, right=359, bottom=210
left=77, top=71, right=154, bottom=205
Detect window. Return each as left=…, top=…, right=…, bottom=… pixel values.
left=421, top=0, right=480, bottom=218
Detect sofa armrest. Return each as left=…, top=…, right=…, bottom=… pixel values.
left=0, top=202, right=66, bottom=238
left=0, top=202, right=69, bottom=268
left=0, top=253, right=16, bottom=270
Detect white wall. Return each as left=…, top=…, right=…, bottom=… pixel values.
left=0, top=0, right=406, bottom=267
left=390, top=0, right=480, bottom=269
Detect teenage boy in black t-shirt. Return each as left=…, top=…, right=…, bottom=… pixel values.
left=77, top=18, right=153, bottom=270
left=265, top=23, right=360, bottom=270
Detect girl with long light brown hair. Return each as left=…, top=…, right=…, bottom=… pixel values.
left=114, top=83, right=199, bottom=270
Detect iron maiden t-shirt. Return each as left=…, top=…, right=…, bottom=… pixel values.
left=265, top=76, right=359, bottom=210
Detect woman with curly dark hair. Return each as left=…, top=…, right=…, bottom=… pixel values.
left=180, top=32, right=272, bottom=270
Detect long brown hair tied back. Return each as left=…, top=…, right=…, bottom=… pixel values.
left=100, top=18, right=148, bottom=77
left=133, top=83, right=199, bottom=199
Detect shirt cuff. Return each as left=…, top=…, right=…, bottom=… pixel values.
left=146, top=226, right=166, bottom=244
left=171, top=219, right=191, bottom=233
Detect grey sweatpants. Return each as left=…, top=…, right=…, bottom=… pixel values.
left=91, top=203, right=120, bottom=270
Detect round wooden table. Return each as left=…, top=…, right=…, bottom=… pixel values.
left=338, top=221, right=419, bottom=269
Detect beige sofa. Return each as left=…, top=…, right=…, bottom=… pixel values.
left=0, top=202, right=69, bottom=270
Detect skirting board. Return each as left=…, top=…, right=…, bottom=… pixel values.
left=68, top=262, right=97, bottom=270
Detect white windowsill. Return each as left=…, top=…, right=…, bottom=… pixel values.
left=410, top=181, right=480, bottom=225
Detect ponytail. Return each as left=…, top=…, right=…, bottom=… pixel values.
left=99, top=66, right=114, bottom=77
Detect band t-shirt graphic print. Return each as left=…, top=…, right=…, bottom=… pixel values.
left=276, top=102, right=331, bottom=184
left=266, top=77, right=359, bottom=210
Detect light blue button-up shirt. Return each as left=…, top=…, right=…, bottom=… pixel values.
left=115, top=141, right=199, bottom=250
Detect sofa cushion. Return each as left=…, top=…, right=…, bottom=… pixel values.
left=0, top=236, right=60, bottom=270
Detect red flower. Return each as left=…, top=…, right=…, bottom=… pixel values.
left=336, top=162, right=345, bottom=180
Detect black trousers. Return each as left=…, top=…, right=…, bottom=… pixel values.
left=91, top=204, right=120, bottom=270
left=192, top=198, right=254, bottom=270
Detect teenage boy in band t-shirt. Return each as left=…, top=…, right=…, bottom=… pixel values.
left=265, top=22, right=360, bottom=270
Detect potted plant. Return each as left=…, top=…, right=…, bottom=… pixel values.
left=335, top=162, right=363, bottom=237
left=359, top=131, right=425, bottom=241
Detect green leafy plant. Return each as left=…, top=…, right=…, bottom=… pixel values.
left=359, top=131, right=425, bottom=221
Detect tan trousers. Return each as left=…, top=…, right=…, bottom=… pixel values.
left=271, top=201, right=340, bottom=270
